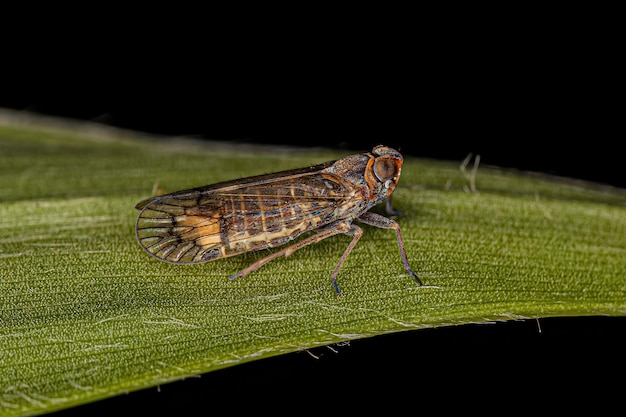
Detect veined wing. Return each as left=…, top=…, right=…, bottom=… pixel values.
left=135, top=163, right=363, bottom=264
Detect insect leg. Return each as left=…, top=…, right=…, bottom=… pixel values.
left=229, top=220, right=354, bottom=293
left=385, top=195, right=403, bottom=216
left=357, top=211, right=423, bottom=286
left=328, top=223, right=363, bottom=295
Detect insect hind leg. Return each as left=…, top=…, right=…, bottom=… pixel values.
left=229, top=220, right=353, bottom=293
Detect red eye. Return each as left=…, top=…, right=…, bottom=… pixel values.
left=373, top=157, right=398, bottom=182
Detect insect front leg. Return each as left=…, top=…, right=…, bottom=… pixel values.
left=385, top=195, right=403, bottom=216
left=357, top=211, right=423, bottom=286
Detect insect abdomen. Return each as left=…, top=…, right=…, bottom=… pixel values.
left=221, top=183, right=342, bottom=255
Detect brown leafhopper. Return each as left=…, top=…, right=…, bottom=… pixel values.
left=135, top=145, right=422, bottom=294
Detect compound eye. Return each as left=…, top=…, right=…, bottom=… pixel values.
left=373, top=157, right=398, bottom=182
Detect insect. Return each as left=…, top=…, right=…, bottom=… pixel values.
left=134, top=145, right=422, bottom=294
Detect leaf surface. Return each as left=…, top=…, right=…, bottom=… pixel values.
left=1, top=111, right=625, bottom=416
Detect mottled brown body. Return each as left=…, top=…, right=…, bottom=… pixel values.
left=135, top=145, right=421, bottom=294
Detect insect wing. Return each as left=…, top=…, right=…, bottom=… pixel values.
left=136, top=193, right=222, bottom=263
left=135, top=164, right=359, bottom=264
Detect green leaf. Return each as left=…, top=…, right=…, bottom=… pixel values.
left=1, top=110, right=625, bottom=416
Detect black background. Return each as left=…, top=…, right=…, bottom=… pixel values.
left=2, top=10, right=624, bottom=415
left=2, top=59, right=622, bottom=189
left=2, top=15, right=623, bottom=190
